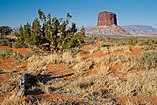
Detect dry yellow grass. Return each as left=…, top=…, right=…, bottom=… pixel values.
left=62, top=51, right=75, bottom=64
left=2, top=39, right=157, bottom=105
left=27, top=53, right=63, bottom=71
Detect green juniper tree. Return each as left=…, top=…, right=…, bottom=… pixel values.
left=31, top=18, right=42, bottom=46
left=0, top=26, right=12, bottom=37
left=15, top=25, right=25, bottom=47
left=16, top=9, right=85, bottom=52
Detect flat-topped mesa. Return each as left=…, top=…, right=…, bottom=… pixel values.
left=97, top=11, right=117, bottom=26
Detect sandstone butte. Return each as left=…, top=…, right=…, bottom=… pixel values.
left=87, top=11, right=130, bottom=35
left=97, top=11, right=117, bottom=26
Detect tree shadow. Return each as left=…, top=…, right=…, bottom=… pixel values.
left=22, top=73, right=74, bottom=95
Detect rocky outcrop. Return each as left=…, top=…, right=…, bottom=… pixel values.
left=87, top=25, right=130, bottom=35
left=97, top=11, right=117, bottom=26
left=87, top=11, right=130, bottom=35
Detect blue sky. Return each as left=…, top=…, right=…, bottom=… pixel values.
left=0, top=0, right=157, bottom=28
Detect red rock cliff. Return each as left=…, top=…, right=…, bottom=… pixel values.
left=97, top=11, right=117, bottom=26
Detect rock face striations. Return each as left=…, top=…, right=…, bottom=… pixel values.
left=87, top=11, right=130, bottom=35
left=97, top=11, right=117, bottom=26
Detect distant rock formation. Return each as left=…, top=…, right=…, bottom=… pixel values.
left=87, top=11, right=130, bottom=35
left=97, top=11, right=117, bottom=26
left=121, top=25, right=157, bottom=34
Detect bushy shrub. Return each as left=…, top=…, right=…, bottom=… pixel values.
left=0, top=26, right=12, bottom=37
left=0, top=49, right=12, bottom=57
left=127, top=38, right=138, bottom=45
left=0, top=39, right=9, bottom=46
left=137, top=51, right=157, bottom=69
left=11, top=42, right=22, bottom=48
left=0, top=36, right=16, bottom=47
left=16, top=9, right=85, bottom=52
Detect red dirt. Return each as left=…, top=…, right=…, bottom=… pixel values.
left=80, top=51, right=105, bottom=59
left=47, top=63, right=75, bottom=76
left=0, top=46, right=32, bottom=56
left=118, top=77, right=128, bottom=81
left=115, top=96, right=157, bottom=105
left=0, top=92, right=12, bottom=103
left=0, top=73, right=11, bottom=84
left=109, top=46, right=143, bottom=57
left=0, top=46, right=10, bottom=49
left=25, top=93, right=89, bottom=104
left=130, top=69, right=142, bottom=74
left=35, top=94, right=76, bottom=101
left=0, top=58, right=27, bottom=71
left=111, top=64, right=122, bottom=71
left=129, top=46, right=142, bottom=56
left=95, top=41, right=101, bottom=47
left=110, top=64, right=128, bottom=80
left=0, top=97, right=4, bottom=103
left=82, top=42, right=101, bottom=51
left=82, top=44, right=95, bottom=51
left=12, top=48, right=32, bottom=56
left=0, top=57, right=14, bottom=63
left=112, top=71, right=127, bottom=76
left=83, top=69, right=97, bottom=77
left=0, top=46, right=31, bottom=72
left=110, top=51, right=131, bottom=56
left=111, top=71, right=128, bottom=81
